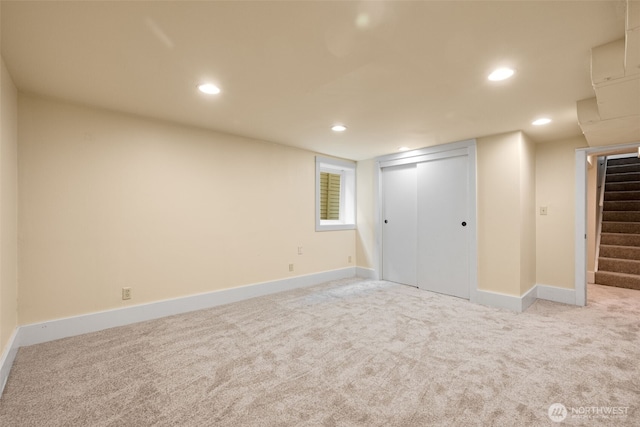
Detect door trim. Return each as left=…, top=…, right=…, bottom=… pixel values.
left=374, top=139, right=478, bottom=303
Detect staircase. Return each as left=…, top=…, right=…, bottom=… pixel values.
left=595, top=156, right=640, bottom=290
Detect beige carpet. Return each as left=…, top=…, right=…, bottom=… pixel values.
left=1, top=278, right=639, bottom=426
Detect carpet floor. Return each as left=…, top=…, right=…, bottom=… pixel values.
left=0, top=278, right=639, bottom=426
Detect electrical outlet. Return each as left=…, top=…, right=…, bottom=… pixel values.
left=297, top=246, right=303, bottom=255
left=289, top=263, right=294, bottom=272
left=348, top=255, right=352, bottom=263
left=122, top=287, right=132, bottom=300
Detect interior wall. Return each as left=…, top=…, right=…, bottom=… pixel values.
left=476, top=132, right=523, bottom=296
left=535, top=135, right=588, bottom=289
left=519, top=132, right=536, bottom=295
left=18, top=94, right=355, bottom=325
left=355, top=158, right=375, bottom=272
left=0, top=56, right=19, bottom=356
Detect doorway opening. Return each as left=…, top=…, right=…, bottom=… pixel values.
left=576, top=142, right=640, bottom=306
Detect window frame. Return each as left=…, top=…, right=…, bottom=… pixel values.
left=315, top=156, right=356, bottom=231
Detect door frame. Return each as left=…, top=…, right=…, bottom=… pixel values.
left=574, top=141, right=640, bottom=306
left=374, top=139, right=479, bottom=302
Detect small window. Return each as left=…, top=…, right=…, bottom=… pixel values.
left=316, top=156, right=356, bottom=231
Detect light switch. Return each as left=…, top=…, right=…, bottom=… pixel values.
left=540, top=206, right=548, bottom=215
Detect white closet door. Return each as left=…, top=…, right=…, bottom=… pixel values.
left=417, top=155, right=469, bottom=299
left=382, top=163, right=417, bottom=286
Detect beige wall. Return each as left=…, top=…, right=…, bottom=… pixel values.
left=12, top=92, right=593, bottom=328
left=476, top=132, right=524, bottom=296
left=355, top=158, right=375, bottom=271
left=535, top=136, right=587, bottom=289
left=475, top=131, right=536, bottom=296
left=18, top=94, right=355, bottom=325
left=519, top=133, right=536, bottom=295
left=1, top=56, right=19, bottom=356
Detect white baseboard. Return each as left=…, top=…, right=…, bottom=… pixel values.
left=536, top=283, right=576, bottom=305
left=356, top=266, right=377, bottom=279
left=587, top=271, right=595, bottom=284
left=521, top=285, right=538, bottom=311
left=476, top=283, right=574, bottom=312
left=0, top=329, right=19, bottom=397
left=476, top=285, right=537, bottom=312
left=17, top=267, right=357, bottom=349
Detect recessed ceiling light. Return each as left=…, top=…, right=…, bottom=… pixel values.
left=356, top=13, right=370, bottom=29
left=198, top=83, right=221, bottom=95
left=331, top=124, right=347, bottom=132
left=398, top=146, right=410, bottom=152
left=532, top=118, right=552, bottom=126
left=488, top=68, right=515, bottom=81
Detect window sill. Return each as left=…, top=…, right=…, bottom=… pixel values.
left=316, top=222, right=356, bottom=232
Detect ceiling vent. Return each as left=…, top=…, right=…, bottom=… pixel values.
left=578, top=0, right=640, bottom=146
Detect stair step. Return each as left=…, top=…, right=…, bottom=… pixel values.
left=605, top=181, right=640, bottom=192
left=607, top=157, right=640, bottom=166
left=602, top=211, right=640, bottom=222
left=600, top=233, right=640, bottom=246
left=604, top=190, right=640, bottom=201
left=601, top=222, right=640, bottom=234
left=595, top=271, right=640, bottom=290
left=598, top=257, right=640, bottom=275
left=599, top=244, right=640, bottom=260
left=606, top=172, right=640, bottom=183
left=607, top=163, right=640, bottom=174
left=603, top=200, right=640, bottom=211
left=598, top=161, right=640, bottom=289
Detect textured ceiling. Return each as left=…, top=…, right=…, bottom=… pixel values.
left=1, top=1, right=628, bottom=160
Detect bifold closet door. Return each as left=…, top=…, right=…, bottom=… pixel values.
left=381, top=163, right=417, bottom=286
left=416, top=155, right=469, bottom=299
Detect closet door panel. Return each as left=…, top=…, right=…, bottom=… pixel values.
left=417, top=155, right=469, bottom=299
left=381, top=163, right=417, bottom=286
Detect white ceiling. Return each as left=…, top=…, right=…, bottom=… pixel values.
left=0, top=1, right=628, bottom=160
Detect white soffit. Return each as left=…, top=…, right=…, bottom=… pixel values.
left=595, top=76, right=640, bottom=119
left=627, top=27, right=640, bottom=74
left=591, top=39, right=626, bottom=83
left=625, top=0, right=640, bottom=74
left=580, top=0, right=640, bottom=147
left=579, top=115, right=640, bottom=147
